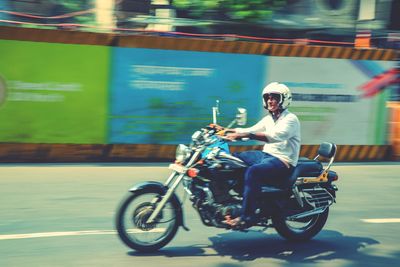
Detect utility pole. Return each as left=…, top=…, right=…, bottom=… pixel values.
left=147, top=0, right=175, bottom=31
left=95, top=0, right=115, bottom=31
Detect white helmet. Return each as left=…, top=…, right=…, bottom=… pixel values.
left=262, top=82, right=292, bottom=110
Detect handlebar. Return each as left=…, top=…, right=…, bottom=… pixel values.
left=219, top=136, right=249, bottom=142
left=205, top=124, right=249, bottom=143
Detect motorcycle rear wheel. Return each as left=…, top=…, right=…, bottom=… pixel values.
left=272, top=207, right=329, bottom=241
left=115, top=191, right=180, bottom=252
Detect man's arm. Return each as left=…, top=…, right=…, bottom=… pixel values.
left=223, top=117, right=267, bottom=141
left=225, top=131, right=268, bottom=142
left=226, top=115, right=299, bottom=142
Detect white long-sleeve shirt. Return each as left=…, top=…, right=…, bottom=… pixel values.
left=235, top=109, right=301, bottom=167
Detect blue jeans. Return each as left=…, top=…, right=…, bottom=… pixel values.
left=235, top=150, right=293, bottom=223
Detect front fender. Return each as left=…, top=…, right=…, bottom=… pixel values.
left=128, top=181, right=185, bottom=229
left=129, top=181, right=168, bottom=194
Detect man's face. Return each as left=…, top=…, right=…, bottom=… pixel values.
left=264, top=93, right=280, bottom=112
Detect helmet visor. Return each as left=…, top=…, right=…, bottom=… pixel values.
left=263, top=93, right=281, bottom=103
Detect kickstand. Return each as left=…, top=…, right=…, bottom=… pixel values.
left=180, top=190, right=190, bottom=231
left=181, top=225, right=190, bottom=231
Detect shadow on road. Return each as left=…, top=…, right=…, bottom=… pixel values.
left=128, top=230, right=400, bottom=265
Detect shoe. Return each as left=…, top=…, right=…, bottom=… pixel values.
left=222, top=216, right=249, bottom=230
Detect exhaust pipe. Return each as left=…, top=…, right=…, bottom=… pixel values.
left=287, top=207, right=327, bottom=220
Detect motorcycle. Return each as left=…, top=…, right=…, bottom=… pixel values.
left=115, top=102, right=339, bottom=252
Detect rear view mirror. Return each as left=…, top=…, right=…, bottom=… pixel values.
left=212, top=100, right=220, bottom=124
left=236, top=108, right=247, bottom=126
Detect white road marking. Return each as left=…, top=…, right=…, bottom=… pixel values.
left=127, top=228, right=165, bottom=234
left=304, top=251, right=335, bottom=260
left=361, top=218, right=400, bottom=223
left=0, top=228, right=166, bottom=241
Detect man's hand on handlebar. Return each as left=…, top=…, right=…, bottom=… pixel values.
left=224, top=132, right=248, bottom=141
left=208, top=124, right=224, bottom=131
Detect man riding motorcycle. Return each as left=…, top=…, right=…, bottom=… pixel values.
left=116, top=81, right=339, bottom=252
left=222, top=82, right=301, bottom=229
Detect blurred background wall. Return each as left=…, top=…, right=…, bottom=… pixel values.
left=0, top=37, right=396, bottom=145
left=0, top=0, right=399, bottom=161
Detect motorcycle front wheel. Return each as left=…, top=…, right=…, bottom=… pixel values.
left=115, top=190, right=180, bottom=252
left=272, top=207, right=329, bottom=241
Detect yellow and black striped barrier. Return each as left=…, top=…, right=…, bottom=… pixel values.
left=0, top=143, right=392, bottom=163
left=300, top=144, right=391, bottom=162
left=118, top=36, right=398, bottom=60
left=0, top=26, right=116, bottom=46
left=0, top=26, right=398, bottom=60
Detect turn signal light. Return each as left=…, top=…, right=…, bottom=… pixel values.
left=187, top=168, right=199, bottom=178
left=332, top=174, right=339, bottom=181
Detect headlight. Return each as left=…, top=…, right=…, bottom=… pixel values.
left=175, top=144, right=190, bottom=162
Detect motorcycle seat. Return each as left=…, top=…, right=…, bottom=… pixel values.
left=295, top=159, right=323, bottom=176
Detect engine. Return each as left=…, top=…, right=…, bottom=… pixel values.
left=190, top=177, right=243, bottom=227
left=189, top=159, right=245, bottom=227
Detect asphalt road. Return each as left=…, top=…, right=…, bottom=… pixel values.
left=0, top=163, right=400, bottom=267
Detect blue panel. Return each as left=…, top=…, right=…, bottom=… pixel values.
left=109, top=48, right=266, bottom=144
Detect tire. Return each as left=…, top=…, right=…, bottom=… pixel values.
left=115, top=190, right=180, bottom=252
left=272, top=207, right=329, bottom=241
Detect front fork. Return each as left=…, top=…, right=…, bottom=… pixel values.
left=146, top=151, right=200, bottom=224
left=146, top=172, right=185, bottom=223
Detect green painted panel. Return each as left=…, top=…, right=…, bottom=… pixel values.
left=0, top=40, right=109, bottom=144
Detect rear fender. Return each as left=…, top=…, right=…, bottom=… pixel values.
left=128, top=181, right=185, bottom=228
